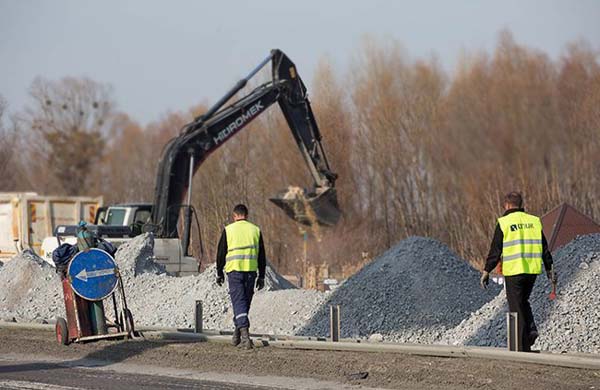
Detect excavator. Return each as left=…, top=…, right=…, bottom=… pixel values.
left=42, top=49, right=341, bottom=274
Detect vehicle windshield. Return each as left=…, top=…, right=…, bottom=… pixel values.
left=105, top=208, right=127, bottom=225
left=134, top=209, right=151, bottom=224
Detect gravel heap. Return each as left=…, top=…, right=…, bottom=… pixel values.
left=0, top=250, right=64, bottom=322
left=298, top=236, right=501, bottom=342
left=441, top=234, right=600, bottom=353
left=2, top=233, right=598, bottom=354
left=0, top=233, right=323, bottom=335
left=115, top=234, right=320, bottom=332
left=116, top=234, right=165, bottom=276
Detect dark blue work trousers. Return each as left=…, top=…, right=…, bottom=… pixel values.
left=227, top=271, right=256, bottom=329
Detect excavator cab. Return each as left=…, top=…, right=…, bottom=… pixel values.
left=270, top=186, right=340, bottom=226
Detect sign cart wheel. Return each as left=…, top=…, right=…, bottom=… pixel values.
left=55, top=317, right=69, bottom=345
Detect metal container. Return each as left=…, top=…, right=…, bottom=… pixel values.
left=0, top=192, right=102, bottom=260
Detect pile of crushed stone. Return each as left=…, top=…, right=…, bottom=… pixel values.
left=0, top=250, right=63, bottom=322
left=115, top=234, right=317, bottom=332
left=441, top=234, right=600, bottom=354
left=298, top=236, right=501, bottom=342
left=116, top=234, right=296, bottom=290
left=2, top=233, right=599, bottom=354
left=0, top=234, right=322, bottom=335
left=116, top=234, right=165, bottom=276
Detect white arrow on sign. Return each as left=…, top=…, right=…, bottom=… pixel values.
left=75, top=268, right=115, bottom=282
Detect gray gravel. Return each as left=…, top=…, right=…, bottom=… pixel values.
left=117, top=234, right=165, bottom=276
left=1, top=233, right=599, bottom=354
left=0, top=234, right=324, bottom=335
left=298, top=236, right=501, bottom=342
left=0, top=250, right=64, bottom=322
left=113, top=234, right=322, bottom=333
left=442, top=234, right=600, bottom=353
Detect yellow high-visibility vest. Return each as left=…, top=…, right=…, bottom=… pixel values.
left=224, top=220, right=260, bottom=273
left=498, top=211, right=543, bottom=276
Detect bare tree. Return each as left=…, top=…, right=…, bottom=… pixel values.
left=0, top=96, right=27, bottom=191
left=19, top=77, right=115, bottom=195
left=0, top=96, right=14, bottom=188
left=15, top=32, right=594, bottom=279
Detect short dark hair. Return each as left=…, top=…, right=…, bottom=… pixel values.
left=504, top=191, right=523, bottom=208
left=233, top=204, right=248, bottom=217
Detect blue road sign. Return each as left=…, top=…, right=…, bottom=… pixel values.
left=68, top=248, right=118, bottom=301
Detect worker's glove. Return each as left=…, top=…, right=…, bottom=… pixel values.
left=480, top=271, right=490, bottom=290
left=256, top=277, right=265, bottom=291
left=216, top=275, right=224, bottom=287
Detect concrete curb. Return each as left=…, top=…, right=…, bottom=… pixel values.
left=2, top=322, right=599, bottom=370
left=267, top=340, right=600, bottom=370
left=0, top=321, right=53, bottom=330
left=141, top=331, right=210, bottom=342
left=107, top=329, right=600, bottom=370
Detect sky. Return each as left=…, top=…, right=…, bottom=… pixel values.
left=1, top=0, right=599, bottom=125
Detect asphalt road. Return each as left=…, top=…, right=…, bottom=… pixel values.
left=0, top=360, right=275, bottom=390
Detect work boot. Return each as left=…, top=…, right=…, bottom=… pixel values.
left=231, top=327, right=241, bottom=346
left=238, top=327, right=253, bottom=350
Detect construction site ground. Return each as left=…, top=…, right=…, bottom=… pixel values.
left=0, top=328, right=598, bottom=389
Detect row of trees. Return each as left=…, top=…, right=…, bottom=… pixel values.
left=2, top=31, right=599, bottom=275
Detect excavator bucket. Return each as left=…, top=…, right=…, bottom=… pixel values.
left=270, top=186, right=341, bottom=226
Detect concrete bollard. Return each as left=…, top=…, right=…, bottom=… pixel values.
left=507, top=312, right=519, bottom=351
left=195, top=300, right=203, bottom=333
left=330, top=305, right=341, bottom=342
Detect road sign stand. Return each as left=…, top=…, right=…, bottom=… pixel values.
left=55, top=248, right=135, bottom=345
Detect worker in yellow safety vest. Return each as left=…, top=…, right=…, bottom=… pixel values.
left=480, top=191, right=556, bottom=352
left=216, top=204, right=266, bottom=350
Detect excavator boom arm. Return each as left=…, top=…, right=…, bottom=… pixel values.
left=149, top=50, right=340, bottom=255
